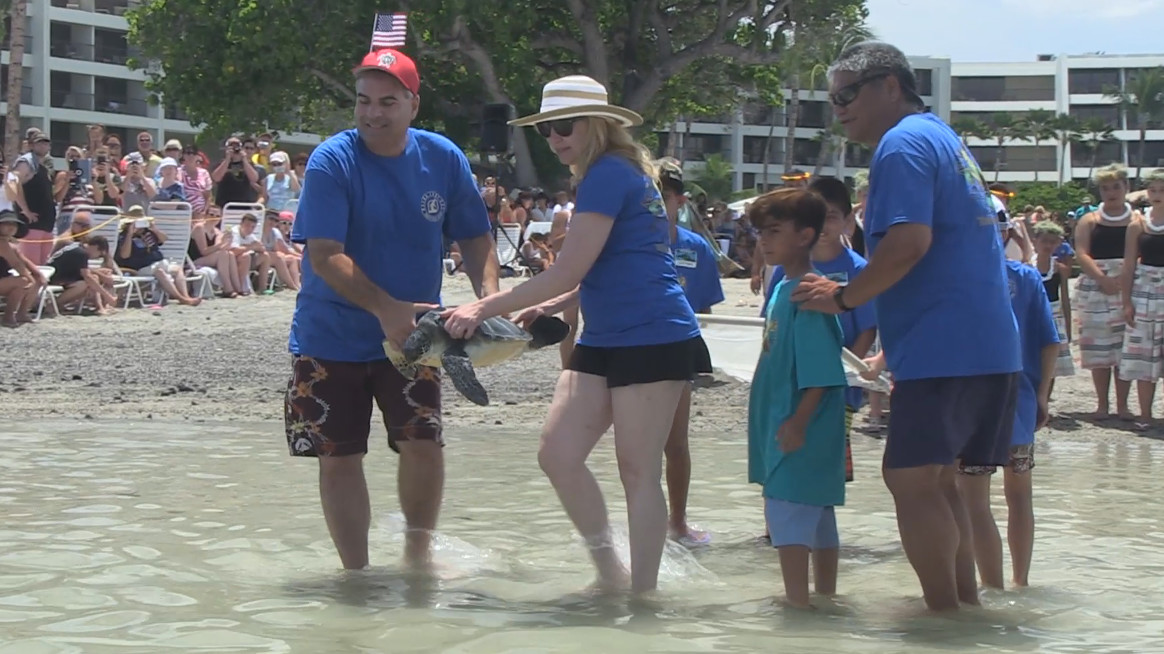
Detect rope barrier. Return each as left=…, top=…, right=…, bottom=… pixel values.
left=13, top=212, right=200, bottom=243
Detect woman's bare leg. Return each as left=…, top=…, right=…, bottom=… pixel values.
left=611, top=380, right=687, bottom=593
left=537, top=370, right=624, bottom=588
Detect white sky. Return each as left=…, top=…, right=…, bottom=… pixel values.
left=864, top=0, right=1164, bottom=62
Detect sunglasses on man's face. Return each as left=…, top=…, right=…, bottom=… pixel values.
left=829, top=72, right=890, bottom=108
left=536, top=118, right=581, bottom=139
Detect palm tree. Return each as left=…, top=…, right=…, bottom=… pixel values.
left=988, top=113, right=1021, bottom=181
left=1051, top=113, right=1084, bottom=186
left=781, top=5, right=872, bottom=180
left=1079, top=117, right=1118, bottom=181
left=4, top=0, right=28, bottom=165
left=1105, top=66, right=1164, bottom=186
left=950, top=117, right=988, bottom=147
left=1019, top=109, right=1057, bottom=183
left=811, top=120, right=847, bottom=176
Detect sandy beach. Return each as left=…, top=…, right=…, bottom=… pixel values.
left=2, top=276, right=1162, bottom=445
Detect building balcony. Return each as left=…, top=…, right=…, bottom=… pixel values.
left=0, top=85, right=35, bottom=105
left=52, top=89, right=95, bottom=111
left=50, top=40, right=94, bottom=61
left=95, top=43, right=128, bottom=65
left=96, top=96, right=149, bottom=116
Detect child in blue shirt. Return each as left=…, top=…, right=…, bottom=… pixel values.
left=956, top=212, right=1060, bottom=590
left=746, top=187, right=848, bottom=609
left=658, top=160, right=724, bottom=546
left=765, top=177, right=878, bottom=480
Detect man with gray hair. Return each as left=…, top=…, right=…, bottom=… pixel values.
left=792, top=41, right=1022, bottom=611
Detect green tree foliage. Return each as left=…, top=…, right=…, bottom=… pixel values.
left=1011, top=182, right=1092, bottom=214
left=128, top=0, right=866, bottom=186
left=693, top=154, right=735, bottom=202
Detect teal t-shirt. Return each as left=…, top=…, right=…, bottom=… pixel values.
left=747, top=275, right=848, bottom=507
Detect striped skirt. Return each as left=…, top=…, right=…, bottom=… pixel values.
left=1120, top=264, right=1164, bottom=381
left=1077, top=259, right=1125, bottom=369
left=1050, top=300, right=1075, bottom=377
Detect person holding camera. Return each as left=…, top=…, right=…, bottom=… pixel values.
left=120, top=152, right=157, bottom=210
left=213, top=137, right=260, bottom=206
left=114, top=205, right=202, bottom=307
left=90, top=147, right=122, bottom=208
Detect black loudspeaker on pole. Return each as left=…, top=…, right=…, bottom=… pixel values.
left=481, top=103, right=515, bottom=154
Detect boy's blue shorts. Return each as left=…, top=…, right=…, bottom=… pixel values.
left=764, top=497, right=839, bottom=549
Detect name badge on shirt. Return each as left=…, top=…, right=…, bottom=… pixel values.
left=824, top=271, right=849, bottom=285
left=674, top=248, right=698, bottom=268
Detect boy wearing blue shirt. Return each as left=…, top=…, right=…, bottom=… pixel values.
left=658, top=161, right=725, bottom=546
left=746, top=187, right=848, bottom=609
left=765, top=177, right=878, bottom=479
left=957, top=213, right=1060, bottom=590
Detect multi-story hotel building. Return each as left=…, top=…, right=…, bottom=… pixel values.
left=658, top=52, right=1163, bottom=191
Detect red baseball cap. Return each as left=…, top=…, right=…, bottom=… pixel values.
left=353, top=48, right=420, bottom=95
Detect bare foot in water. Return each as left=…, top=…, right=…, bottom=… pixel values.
left=669, top=524, right=711, bottom=547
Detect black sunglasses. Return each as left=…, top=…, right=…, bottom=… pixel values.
left=829, top=72, right=890, bottom=108
left=536, top=118, right=581, bottom=139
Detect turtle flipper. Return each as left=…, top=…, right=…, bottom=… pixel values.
left=526, top=315, right=571, bottom=349
left=383, top=340, right=419, bottom=380
left=441, top=346, right=488, bottom=406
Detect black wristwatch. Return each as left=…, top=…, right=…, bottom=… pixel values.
left=832, top=285, right=850, bottom=311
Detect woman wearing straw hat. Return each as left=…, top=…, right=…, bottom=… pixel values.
left=442, top=75, right=711, bottom=593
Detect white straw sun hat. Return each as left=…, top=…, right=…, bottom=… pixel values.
left=510, top=75, right=643, bottom=128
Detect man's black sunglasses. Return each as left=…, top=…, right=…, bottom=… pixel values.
left=536, top=118, right=582, bottom=139
left=829, top=72, right=890, bottom=108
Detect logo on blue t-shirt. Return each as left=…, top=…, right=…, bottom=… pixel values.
left=421, top=191, right=446, bottom=223
left=674, top=248, right=698, bottom=268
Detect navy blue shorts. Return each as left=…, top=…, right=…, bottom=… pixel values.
left=884, top=373, right=1019, bottom=469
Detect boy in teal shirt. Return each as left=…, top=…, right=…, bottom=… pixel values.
left=746, top=187, right=848, bottom=609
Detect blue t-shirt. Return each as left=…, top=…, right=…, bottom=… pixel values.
left=864, top=113, right=1021, bottom=381
left=1007, top=260, right=1060, bottom=446
left=672, top=226, right=724, bottom=313
left=288, top=128, right=491, bottom=362
left=573, top=155, right=701, bottom=347
left=767, top=248, right=878, bottom=410
left=747, top=276, right=848, bottom=507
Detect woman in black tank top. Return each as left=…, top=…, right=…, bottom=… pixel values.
left=1117, top=187, right=1164, bottom=427
left=1073, top=163, right=1137, bottom=419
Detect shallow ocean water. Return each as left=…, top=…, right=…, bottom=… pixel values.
left=0, top=420, right=1162, bottom=653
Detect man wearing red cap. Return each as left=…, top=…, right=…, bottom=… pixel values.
left=284, top=48, right=499, bottom=572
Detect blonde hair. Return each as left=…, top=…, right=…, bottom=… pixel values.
left=570, top=116, right=657, bottom=184
left=1143, top=168, right=1164, bottom=185
left=1093, top=163, right=1129, bottom=185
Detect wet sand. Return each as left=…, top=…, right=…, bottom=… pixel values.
left=2, top=276, right=1161, bottom=444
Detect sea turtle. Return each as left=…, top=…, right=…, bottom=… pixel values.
left=384, top=311, right=570, bottom=406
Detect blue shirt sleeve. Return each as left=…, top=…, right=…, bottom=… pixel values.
left=691, top=239, right=725, bottom=311
left=291, top=146, right=350, bottom=245
left=792, top=308, right=848, bottom=391
left=574, top=157, right=629, bottom=219
left=444, top=147, right=492, bottom=242
left=866, top=136, right=936, bottom=238
left=847, top=254, right=877, bottom=332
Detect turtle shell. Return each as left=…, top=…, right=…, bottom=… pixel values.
left=471, top=316, right=532, bottom=342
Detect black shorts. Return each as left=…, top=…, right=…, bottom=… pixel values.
left=567, top=336, right=713, bottom=388
left=884, top=372, right=1019, bottom=469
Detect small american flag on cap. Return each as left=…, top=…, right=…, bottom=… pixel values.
left=370, top=12, right=408, bottom=50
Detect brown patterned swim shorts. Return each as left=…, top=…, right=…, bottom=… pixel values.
left=958, top=443, right=1035, bottom=476
left=284, top=355, right=442, bottom=457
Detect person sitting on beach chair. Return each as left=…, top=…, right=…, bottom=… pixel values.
left=114, top=205, right=202, bottom=307
left=519, top=232, right=553, bottom=273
